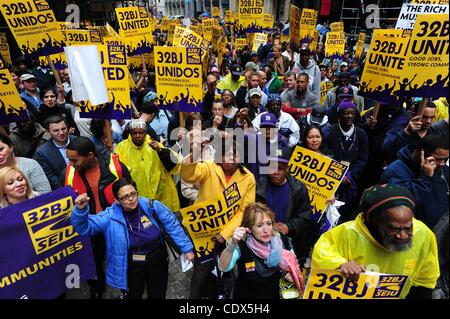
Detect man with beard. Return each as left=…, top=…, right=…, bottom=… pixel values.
left=311, top=184, right=440, bottom=299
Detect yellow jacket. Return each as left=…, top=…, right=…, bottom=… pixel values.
left=216, top=73, right=245, bottom=93
left=180, top=159, right=256, bottom=240
left=311, top=213, right=440, bottom=298
left=433, top=97, right=448, bottom=121
left=115, top=135, right=180, bottom=211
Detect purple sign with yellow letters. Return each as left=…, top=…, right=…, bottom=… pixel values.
left=0, top=187, right=96, bottom=299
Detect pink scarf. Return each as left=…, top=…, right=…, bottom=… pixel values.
left=247, top=234, right=305, bottom=294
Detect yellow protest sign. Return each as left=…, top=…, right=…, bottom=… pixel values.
left=115, top=6, right=153, bottom=55
left=359, top=29, right=410, bottom=105
left=0, top=69, right=27, bottom=125
left=154, top=46, right=203, bottom=112
left=263, top=13, right=274, bottom=30
left=127, top=53, right=154, bottom=72
left=115, top=6, right=151, bottom=37
left=354, top=32, right=366, bottom=59
left=410, top=0, right=448, bottom=4
left=167, top=22, right=177, bottom=44
left=299, top=9, right=318, bottom=44
left=310, top=30, right=319, bottom=51
left=202, top=18, right=214, bottom=41
left=190, top=24, right=202, bottom=35
left=235, top=38, right=247, bottom=51
left=212, top=26, right=224, bottom=53
left=159, top=17, right=170, bottom=31
left=288, top=146, right=348, bottom=215
left=38, top=52, right=67, bottom=70
left=252, top=33, right=268, bottom=52
left=180, top=182, right=242, bottom=262
left=212, top=7, right=221, bottom=18
left=325, top=31, right=346, bottom=58
left=304, top=269, right=408, bottom=299
left=0, top=33, right=12, bottom=68
left=289, top=4, right=301, bottom=48
left=320, top=81, right=334, bottom=104
left=173, top=26, right=209, bottom=60
left=398, top=13, right=449, bottom=98
left=78, top=44, right=132, bottom=120
left=330, top=21, right=344, bottom=32
left=238, top=0, right=264, bottom=32
left=0, top=0, right=64, bottom=58
left=63, top=29, right=102, bottom=46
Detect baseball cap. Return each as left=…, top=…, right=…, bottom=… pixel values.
left=231, top=64, right=243, bottom=76
left=267, top=146, right=291, bottom=164
left=248, top=88, right=261, bottom=98
left=337, top=85, right=354, bottom=98
left=310, top=105, right=326, bottom=124
left=249, top=51, right=258, bottom=57
left=245, top=61, right=260, bottom=71
left=20, top=74, right=35, bottom=82
left=266, top=94, right=282, bottom=106
left=260, top=112, right=277, bottom=128
left=340, top=62, right=348, bottom=67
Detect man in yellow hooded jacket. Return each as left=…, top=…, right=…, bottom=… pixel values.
left=311, top=184, right=439, bottom=299
left=115, top=119, right=180, bottom=212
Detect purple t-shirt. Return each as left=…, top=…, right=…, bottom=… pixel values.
left=124, top=209, right=161, bottom=255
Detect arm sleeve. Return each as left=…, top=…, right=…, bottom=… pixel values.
left=157, top=145, right=180, bottom=174
left=27, top=160, right=52, bottom=193
left=33, top=151, right=62, bottom=190
left=288, top=118, right=300, bottom=147
left=180, top=179, right=199, bottom=202
left=311, top=226, right=349, bottom=270
left=153, top=200, right=194, bottom=254
left=219, top=245, right=241, bottom=272
left=286, top=185, right=313, bottom=238
left=380, top=169, right=434, bottom=207
left=349, top=131, right=369, bottom=180
left=70, top=205, right=109, bottom=236
left=179, top=161, right=210, bottom=184
left=312, top=67, right=321, bottom=103
left=381, top=127, right=416, bottom=159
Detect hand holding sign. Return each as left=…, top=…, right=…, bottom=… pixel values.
left=404, top=115, right=423, bottom=135
left=338, top=260, right=366, bottom=282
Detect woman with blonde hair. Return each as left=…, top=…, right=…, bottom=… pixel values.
left=219, top=202, right=304, bottom=299
left=0, top=166, right=38, bottom=208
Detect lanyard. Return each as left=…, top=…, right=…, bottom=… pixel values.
left=124, top=207, right=142, bottom=253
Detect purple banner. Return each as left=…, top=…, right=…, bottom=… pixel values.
left=0, top=187, right=96, bottom=299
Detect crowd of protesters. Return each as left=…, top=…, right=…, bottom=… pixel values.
left=0, top=16, right=448, bottom=300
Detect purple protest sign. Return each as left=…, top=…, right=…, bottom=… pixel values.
left=0, top=187, right=96, bottom=299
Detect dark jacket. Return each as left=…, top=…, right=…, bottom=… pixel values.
left=382, top=124, right=440, bottom=163
left=325, top=124, right=369, bottom=181
left=380, top=144, right=449, bottom=229
left=34, top=135, right=77, bottom=190
left=256, top=174, right=319, bottom=260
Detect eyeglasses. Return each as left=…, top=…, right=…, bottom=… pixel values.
left=118, top=191, right=138, bottom=201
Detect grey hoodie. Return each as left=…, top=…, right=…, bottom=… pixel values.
left=293, top=58, right=321, bottom=104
